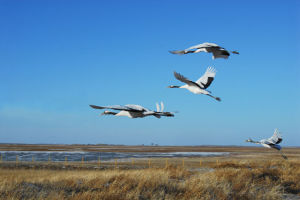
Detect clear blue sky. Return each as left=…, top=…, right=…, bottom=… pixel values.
left=0, top=0, right=299, bottom=146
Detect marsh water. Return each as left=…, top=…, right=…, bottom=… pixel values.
left=0, top=151, right=229, bottom=162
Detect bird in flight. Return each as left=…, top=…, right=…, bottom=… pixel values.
left=245, top=129, right=287, bottom=160
left=168, top=67, right=221, bottom=101
left=89, top=102, right=175, bottom=119
left=169, top=42, right=239, bottom=59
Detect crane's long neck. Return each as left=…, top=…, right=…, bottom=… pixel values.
left=246, top=139, right=260, bottom=144
left=101, top=111, right=117, bottom=116
left=168, top=85, right=180, bottom=88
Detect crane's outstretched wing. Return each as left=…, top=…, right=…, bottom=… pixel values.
left=156, top=102, right=160, bottom=112
left=185, top=42, right=219, bottom=50
left=169, top=43, right=220, bottom=55
left=124, top=104, right=148, bottom=112
left=196, top=67, right=216, bottom=89
left=174, top=71, right=203, bottom=89
left=267, top=129, right=283, bottom=144
left=160, top=102, right=164, bottom=112
left=155, top=102, right=164, bottom=112
left=90, top=105, right=130, bottom=111
left=90, top=104, right=144, bottom=112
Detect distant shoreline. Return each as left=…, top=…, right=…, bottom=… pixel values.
left=0, top=144, right=299, bottom=153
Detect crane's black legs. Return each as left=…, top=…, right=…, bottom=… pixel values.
left=207, top=94, right=221, bottom=102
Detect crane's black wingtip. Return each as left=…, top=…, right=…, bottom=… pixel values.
left=90, top=105, right=100, bottom=109
left=173, top=71, right=180, bottom=78
left=173, top=71, right=182, bottom=80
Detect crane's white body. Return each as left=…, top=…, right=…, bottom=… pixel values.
left=115, top=110, right=145, bottom=118
left=261, top=143, right=272, bottom=148
left=180, top=85, right=209, bottom=95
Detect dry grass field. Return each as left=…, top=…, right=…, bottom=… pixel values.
left=0, top=145, right=299, bottom=200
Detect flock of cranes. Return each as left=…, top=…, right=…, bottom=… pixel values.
left=90, top=42, right=287, bottom=159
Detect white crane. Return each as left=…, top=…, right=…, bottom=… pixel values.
left=169, top=42, right=239, bottom=59
left=245, top=129, right=287, bottom=159
left=168, top=67, right=221, bottom=101
left=89, top=102, right=174, bottom=118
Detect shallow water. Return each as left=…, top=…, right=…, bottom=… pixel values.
left=0, top=151, right=229, bottom=162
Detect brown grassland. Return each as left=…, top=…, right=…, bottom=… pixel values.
left=0, top=145, right=299, bottom=200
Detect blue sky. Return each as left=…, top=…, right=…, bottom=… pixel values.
left=0, top=0, right=299, bottom=146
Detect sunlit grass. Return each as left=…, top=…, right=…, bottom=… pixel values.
left=0, top=159, right=299, bottom=200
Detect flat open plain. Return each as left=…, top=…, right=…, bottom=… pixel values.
left=0, top=144, right=299, bottom=199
